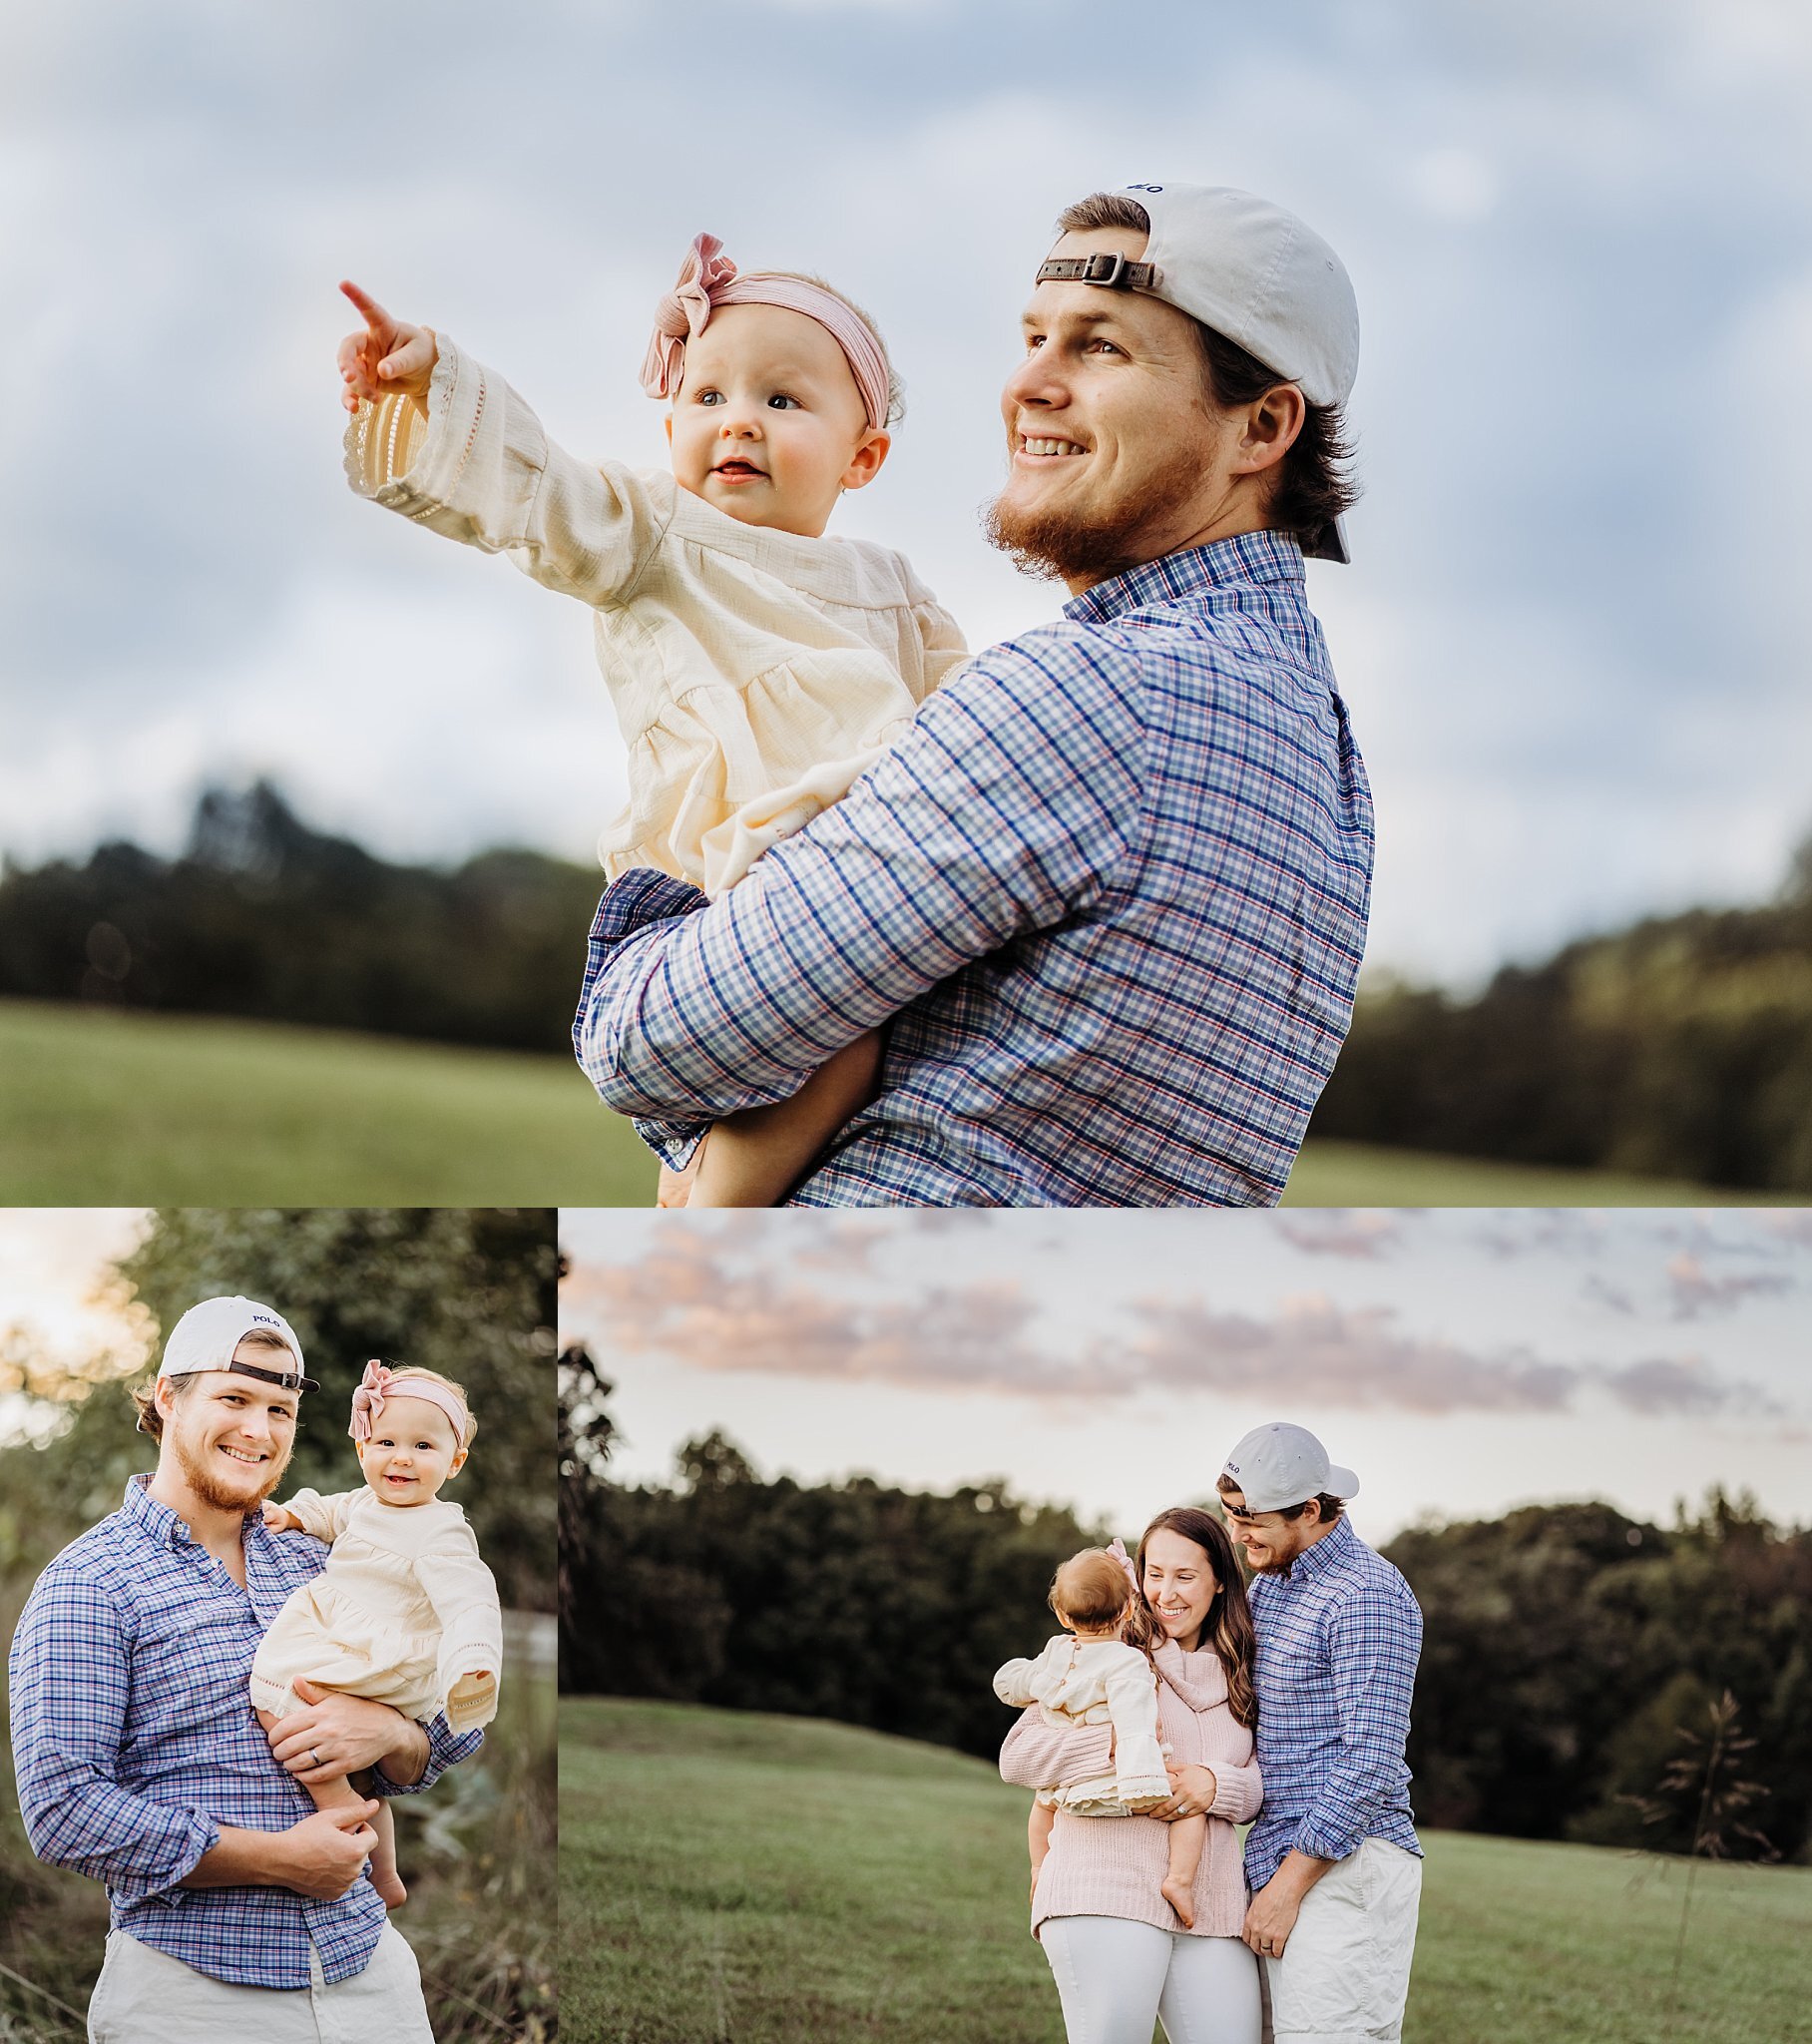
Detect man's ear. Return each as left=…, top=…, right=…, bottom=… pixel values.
left=1232, top=383, right=1306, bottom=478
left=840, top=428, right=891, bottom=493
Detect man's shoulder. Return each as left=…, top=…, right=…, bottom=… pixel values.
left=21, top=1510, right=142, bottom=1620
left=1325, top=1533, right=1421, bottom=1621
left=928, top=618, right=1147, bottom=726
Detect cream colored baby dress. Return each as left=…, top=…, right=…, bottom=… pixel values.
left=993, top=1635, right=1171, bottom=1815
left=347, top=339, right=969, bottom=896
left=250, top=1487, right=503, bottom=1735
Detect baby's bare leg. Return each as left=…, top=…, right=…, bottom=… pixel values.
left=1160, top=1811, right=1208, bottom=1929
left=685, top=1031, right=882, bottom=1208
left=365, top=1796, right=406, bottom=1909
left=1028, top=1797, right=1057, bottom=1905
left=255, top=1707, right=406, bottom=1907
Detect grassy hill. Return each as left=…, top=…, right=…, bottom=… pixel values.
left=3, top=997, right=1790, bottom=1206
left=561, top=1696, right=1812, bottom=2044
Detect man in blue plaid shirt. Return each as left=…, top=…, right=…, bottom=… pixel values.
left=576, top=182, right=1373, bottom=1207
left=1210, top=1423, right=1423, bottom=2044
left=7, top=1296, right=479, bottom=2040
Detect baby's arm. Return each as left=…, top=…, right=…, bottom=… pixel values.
left=261, top=1488, right=360, bottom=1543
left=993, top=1646, right=1055, bottom=1711
left=337, top=282, right=665, bottom=608
left=1101, top=1649, right=1171, bottom=1806
left=415, top=1529, right=505, bottom=1734
left=683, top=1033, right=882, bottom=1208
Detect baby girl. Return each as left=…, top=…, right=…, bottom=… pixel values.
left=338, top=235, right=968, bottom=1207
left=254, top=1361, right=502, bottom=1907
left=994, top=1543, right=1208, bottom=1928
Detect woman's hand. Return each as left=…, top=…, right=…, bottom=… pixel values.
left=263, top=1677, right=420, bottom=1784
left=1149, top=1761, right=1218, bottom=1820
left=337, top=280, right=437, bottom=414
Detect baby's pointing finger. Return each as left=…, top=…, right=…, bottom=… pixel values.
left=339, top=278, right=392, bottom=332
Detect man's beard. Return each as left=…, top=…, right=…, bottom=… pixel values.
left=983, top=437, right=1206, bottom=586
left=172, top=1423, right=288, bottom=1515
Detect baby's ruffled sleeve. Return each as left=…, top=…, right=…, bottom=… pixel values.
left=344, top=334, right=672, bottom=607
left=280, top=1488, right=359, bottom=1543
left=415, top=1522, right=505, bottom=1734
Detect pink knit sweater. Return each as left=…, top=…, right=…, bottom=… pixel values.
left=999, top=1642, right=1262, bottom=1940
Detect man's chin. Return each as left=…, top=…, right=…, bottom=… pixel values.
left=983, top=486, right=1145, bottom=587
left=177, top=1441, right=285, bottom=1514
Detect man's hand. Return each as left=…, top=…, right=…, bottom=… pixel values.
left=1148, top=1762, right=1218, bottom=1822
left=264, top=1677, right=425, bottom=1786
left=280, top=1802, right=380, bottom=1900
left=337, top=281, right=436, bottom=414
left=260, top=1502, right=299, bottom=1532
left=1241, top=1850, right=1334, bottom=1960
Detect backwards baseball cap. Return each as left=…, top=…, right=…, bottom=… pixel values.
left=1036, top=182, right=1360, bottom=562
left=1220, top=1422, right=1359, bottom=1515
left=158, top=1295, right=318, bottom=1394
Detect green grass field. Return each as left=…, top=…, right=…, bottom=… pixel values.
left=2, top=997, right=1794, bottom=1206
left=561, top=1697, right=1812, bottom=2044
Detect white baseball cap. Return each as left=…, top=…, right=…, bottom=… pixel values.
left=1220, top=1422, right=1359, bottom=1514
left=158, top=1295, right=318, bottom=1393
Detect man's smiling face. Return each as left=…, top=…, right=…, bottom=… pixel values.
left=989, top=226, right=1241, bottom=591
left=163, top=1349, right=298, bottom=1516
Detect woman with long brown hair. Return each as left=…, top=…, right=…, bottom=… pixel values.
left=999, top=1505, right=1264, bottom=2044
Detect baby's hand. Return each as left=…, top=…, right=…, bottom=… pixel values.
left=262, top=1502, right=299, bottom=1532
left=337, top=280, right=437, bottom=415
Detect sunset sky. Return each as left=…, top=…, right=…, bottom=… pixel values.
left=4, top=1, right=1811, bottom=984
left=562, top=1207, right=1812, bottom=1541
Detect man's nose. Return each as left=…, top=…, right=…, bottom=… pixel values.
left=1003, top=352, right=1064, bottom=412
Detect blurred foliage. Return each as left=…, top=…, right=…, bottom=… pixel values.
left=562, top=1387, right=1812, bottom=1864
left=0, top=1208, right=557, bottom=1611
left=0, top=781, right=602, bottom=1052
left=1312, top=847, right=1812, bottom=1191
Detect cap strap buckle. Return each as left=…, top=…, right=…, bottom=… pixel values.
left=227, top=1359, right=321, bottom=1394
left=1035, top=253, right=1160, bottom=292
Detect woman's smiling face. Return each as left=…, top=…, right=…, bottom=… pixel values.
left=1141, top=1526, right=1218, bottom=1652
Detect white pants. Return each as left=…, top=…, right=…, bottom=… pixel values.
left=1041, top=1915, right=1263, bottom=2044
left=87, top=1925, right=434, bottom=2043
left=1260, top=1838, right=1422, bottom=2044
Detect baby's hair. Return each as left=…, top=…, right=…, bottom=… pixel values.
left=384, top=1364, right=478, bottom=1448
left=1049, top=1547, right=1163, bottom=1661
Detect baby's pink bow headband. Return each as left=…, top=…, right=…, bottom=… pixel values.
left=1107, top=1539, right=1140, bottom=1595
left=640, top=232, right=892, bottom=433
left=349, top=1359, right=469, bottom=1446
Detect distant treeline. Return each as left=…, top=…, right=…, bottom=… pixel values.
left=0, top=782, right=601, bottom=1053
left=8, top=785, right=1812, bottom=1188
left=1310, top=849, right=1812, bottom=1192
left=560, top=1364, right=1812, bottom=1862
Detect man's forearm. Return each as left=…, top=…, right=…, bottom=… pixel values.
left=1262, top=1847, right=1335, bottom=1902
left=181, top=1823, right=295, bottom=1890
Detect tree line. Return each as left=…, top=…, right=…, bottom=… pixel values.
left=6, top=782, right=1812, bottom=1190
left=560, top=1360, right=1812, bottom=1862
left=1308, top=847, right=1812, bottom=1192
left=0, top=781, right=600, bottom=1053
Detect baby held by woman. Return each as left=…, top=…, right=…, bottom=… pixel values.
left=994, top=1545, right=1208, bottom=1928
left=338, top=234, right=968, bottom=1208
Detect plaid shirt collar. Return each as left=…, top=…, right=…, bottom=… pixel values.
left=1269, top=1512, right=1360, bottom=1588
left=120, top=1471, right=254, bottom=1553
left=1061, top=529, right=1306, bottom=627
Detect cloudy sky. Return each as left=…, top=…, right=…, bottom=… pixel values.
left=4, top=1, right=1810, bottom=983
left=562, top=1207, right=1812, bottom=1540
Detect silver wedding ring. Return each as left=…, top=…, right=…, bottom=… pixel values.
left=309, top=1748, right=322, bottom=1769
